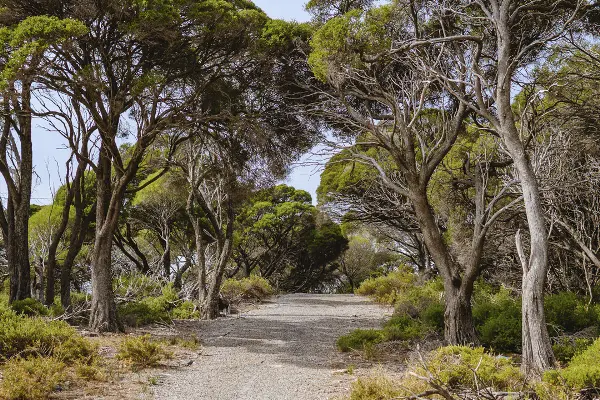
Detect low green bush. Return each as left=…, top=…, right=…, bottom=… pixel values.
left=0, top=356, right=66, bottom=400
left=355, top=267, right=417, bottom=304
left=347, top=375, right=402, bottom=400
left=118, top=283, right=182, bottom=327
left=114, top=274, right=163, bottom=298
left=0, top=308, right=96, bottom=361
left=473, top=286, right=522, bottom=353
left=421, top=346, right=524, bottom=391
left=171, top=300, right=200, bottom=319
left=545, top=292, right=599, bottom=336
left=544, top=337, right=600, bottom=390
left=116, top=335, right=171, bottom=371
left=221, top=276, right=274, bottom=304
left=552, top=337, right=594, bottom=364
left=346, top=347, right=524, bottom=400
left=382, top=315, right=425, bottom=341
left=337, top=329, right=384, bottom=352
left=420, top=301, right=445, bottom=333
left=10, top=298, right=49, bottom=317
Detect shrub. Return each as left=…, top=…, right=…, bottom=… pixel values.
left=337, top=329, right=384, bottom=352
left=545, top=337, right=600, bottom=390
left=473, top=286, right=522, bottom=353
left=417, top=346, right=524, bottom=391
left=355, top=267, right=417, bottom=304
left=382, top=315, right=425, bottom=341
left=10, top=298, right=49, bottom=317
left=545, top=292, right=598, bottom=335
left=114, top=274, right=163, bottom=298
left=171, top=300, right=200, bottom=320
left=0, top=357, right=66, bottom=400
left=116, top=335, right=170, bottom=371
left=552, top=337, right=594, bottom=364
left=348, top=375, right=402, bottom=400
left=221, top=276, right=274, bottom=304
left=420, top=302, right=445, bottom=333
left=118, top=284, right=179, bottom=327
left=0, top=310, right=96, bottom=361
left=393, top=278, right=444, bottom=319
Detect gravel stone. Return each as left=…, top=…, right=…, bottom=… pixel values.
left=153, top=293, right=391, bottom=400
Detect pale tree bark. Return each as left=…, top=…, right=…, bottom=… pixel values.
left=398, top=0, right=587, bottom=374
left=0, top=81, right=34, bottom=302
left=182, top=137, right=236, bottom=320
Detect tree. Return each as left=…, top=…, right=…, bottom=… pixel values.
left=379, top=0, right=589, bottom=374
left=233, top=185, right=315, bottom=278
left=308, top=5, right=518, bottom=345
left=37, top=0, right=275, bottom=331
left=233, top=184, right=347, bottom=292
left=337, top=227, right=400, bottom=292
left=0, top=14, right=87, bottom=302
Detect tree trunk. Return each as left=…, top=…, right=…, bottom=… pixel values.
left=409, top=185, right=479, bottom=345
left=61, top=204, right=94, bottom=309
left=159, top=235, right=171, bottom=278
left=7, top=189, right=32, bottom=302
left=89, top=143, right=122, bottom=332
left=89, top=230, right=120, bottom=332
left=494, top=13, right=555, bottom=374
left=444, top=283, right=477, bottom=345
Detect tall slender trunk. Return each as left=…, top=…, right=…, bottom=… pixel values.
left=159, top=234, right=171, bottom=278
left=89, top=144, right=121, bottom=332
left=2, top=84, right=34, bottom=303
left=61, top=204, right=94, bottom=309
left=496, top=20, right=555, bottom=374
left=7, top=196, right=32, bottom=301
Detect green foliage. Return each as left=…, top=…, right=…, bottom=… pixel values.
left=355, top=267, right=418, bottom=304
left=0, top=357, right=66, bottom=400
left=220, top=276, right=274, bottom=303
left=544, top=292, right=599, bottom=335
left=116, top=335, right=170, bottom=371
left=260, top=19, right=312, bottom=50
left=347, top=375, right=402, bottom=400
left=10, top=298, right=49, bottom=317
left=472, top=286, right=522, bottom=353
left=308, top=6, right=393, bottom=81
left=544, top=337, right=600, bottom=390
left=0, top=308, right=96, bottom=361
left=337, top=329, right=384, bottom=352
left=171, top=301, right=200, bottom=320
left=118, top=285, right=176, bottom=327
left=118, top=282, right=198, bottom=326
left=381, top=315, right=425, bottom=341
left=0, top=16, right=87, bottom=85
left=417, top=346, right=524, bottom=392
left=552, top=337, right=594, bottom=364
left=420, top=302, right=445, bottom=334
left=234, top=185, right=347, bottom=292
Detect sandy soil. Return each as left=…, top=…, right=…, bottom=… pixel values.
left=152, top=294, right=393, bottom=400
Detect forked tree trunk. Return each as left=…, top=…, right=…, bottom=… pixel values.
left=511, top=148, right=555, bottom=375
left=2, top=85, right=34, bottom=303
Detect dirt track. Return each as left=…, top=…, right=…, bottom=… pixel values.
left=153, top=294, right=392, bottom=400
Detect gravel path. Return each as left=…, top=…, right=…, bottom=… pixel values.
left=153, top=294, right=392, bottom=400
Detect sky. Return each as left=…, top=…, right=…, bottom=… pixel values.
left=5, top=1, right=325, bottom=206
